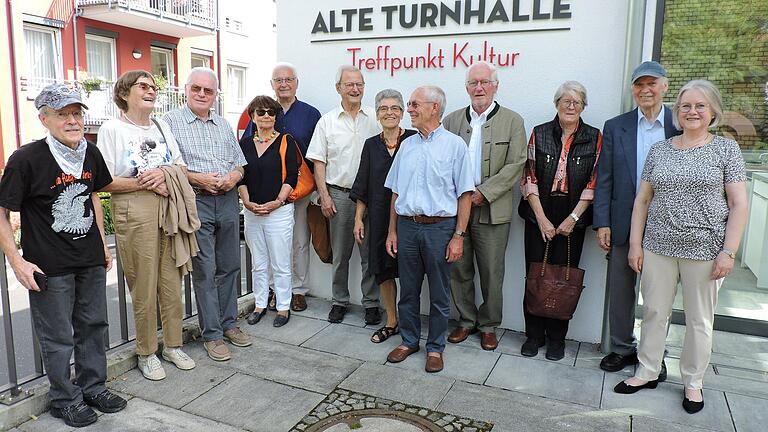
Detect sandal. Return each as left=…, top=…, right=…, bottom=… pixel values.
left=371, top=325, right=400, bottom=343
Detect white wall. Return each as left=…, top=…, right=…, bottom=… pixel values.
left=276, top=0, right=634, bottom=343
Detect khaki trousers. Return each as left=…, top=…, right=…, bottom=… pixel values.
left=112, top=191, right=183, bottom=356
left=635, top=250, right=721, bottom=389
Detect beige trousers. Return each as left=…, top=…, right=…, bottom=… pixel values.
left=112, top=191, right=184, bottom=356
left=635, top=249, right=722, bottom=389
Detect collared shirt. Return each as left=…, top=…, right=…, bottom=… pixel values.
left=46, top=133, right=87, bottom=178
left=244, top=98, right=322, bottom=155
left=636, top=107, right=665, bottom=193
left=163, top=105, right=246, bottom=175
left=306, top=104, right=380, bottom=189
left=385, top=125, right=475, bottom=217
left=468, top=102, right=496, bottom=186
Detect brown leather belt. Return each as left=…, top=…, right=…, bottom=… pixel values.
left=328, top=184, right=351, bottom=193
left=403, top=215, right=451, bottom=224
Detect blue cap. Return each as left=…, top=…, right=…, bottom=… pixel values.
left=34, top=83, right=88, bottom=110
left=631, top=61, right=667, bottom=83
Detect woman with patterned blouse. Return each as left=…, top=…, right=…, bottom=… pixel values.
left=614, top=80, right=748, bottom=415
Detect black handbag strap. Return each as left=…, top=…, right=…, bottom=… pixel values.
left=540, top=236, right=572, bottom=281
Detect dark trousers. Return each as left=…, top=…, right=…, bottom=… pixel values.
left=396, top=217, right=454, bottom=353
left=192, top=189, right=241, bottom=341
left=523, top=195, right=586, bottom=344
left=28, top=266, right=108, bottom=409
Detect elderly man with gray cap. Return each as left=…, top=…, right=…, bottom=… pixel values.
left=0, top=83, right=126, bottom=428
left=593, top=61, right=680, bottom=375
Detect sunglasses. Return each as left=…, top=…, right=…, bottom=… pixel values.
left=132, top=82, right=159, bottom=92
left=254, top=108, right=277, bottom=117
left=189, top=84, right=217, bottom=96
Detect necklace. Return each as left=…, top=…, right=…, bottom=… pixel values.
left=254, top=130, right=278, bottom=144
left=122, top=113, right=152, bottom=130
left=383, top=128, right=403, bottom=150
left=678, top=133, right=711, bottom=149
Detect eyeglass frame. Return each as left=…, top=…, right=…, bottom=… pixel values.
left=272, top=77, right=297, bottom=85
left=188, top=84, right=218, bottom=96
left=132, top=82, right=160, bottom=92
left=466, top=79, right=498, bottom=88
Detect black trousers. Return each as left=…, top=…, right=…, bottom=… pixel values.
left=523, top=195, right=586, bottom=344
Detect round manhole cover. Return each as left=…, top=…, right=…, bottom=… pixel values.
left=305, top=409, right=444, bottom=432
left=324, top=416, right=423, bottom=431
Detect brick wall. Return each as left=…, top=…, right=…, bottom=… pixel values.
left=660, top=0, right=768, bottom=148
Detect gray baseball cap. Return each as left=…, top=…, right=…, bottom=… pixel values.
left=631, top=61, right=667, bottom=83
left=34, top=83, right=89, bottom=110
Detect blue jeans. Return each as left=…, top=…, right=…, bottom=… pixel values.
left=29, top=266, right=108, bottom=408
left=396, top=217, right=455, bottom=353
left=192, top=189, right=241, bottom=341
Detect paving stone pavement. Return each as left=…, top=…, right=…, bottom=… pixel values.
left=16, top=298, right=768, bottom=431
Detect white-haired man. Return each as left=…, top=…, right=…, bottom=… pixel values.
left=384, top=85, right=474, bottom=373
left=306, top=65, right=381, bottom=324
left=163, top=67, right=251, bottom=362
left=0, top=83, right=126, bottom=428
left=443, top=61, right=527, bottom=350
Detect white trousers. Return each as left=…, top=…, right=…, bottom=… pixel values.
left=244, top=204, right=294, bottom=311
left=635, top=249, right=722, bottom=389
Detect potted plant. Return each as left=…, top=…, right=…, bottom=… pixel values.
left=79, top=76, right=105, bottom=96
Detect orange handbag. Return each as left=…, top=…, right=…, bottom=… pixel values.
left=279, top=135, right=316, bottom=202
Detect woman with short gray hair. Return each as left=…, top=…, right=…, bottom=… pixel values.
left=615, top=80, right=748, bottom=415
left=350, top=89, right=416, bottom=343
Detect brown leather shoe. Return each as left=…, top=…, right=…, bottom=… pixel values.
left=480, top=332, right=498, bottom=350
left=447, top=327, right=475, bottom=344
left=386, top=345, right=420, bottom=363
left=425, top=353, right=444, bottom=373
left=291, top=294, right=307, bottom=312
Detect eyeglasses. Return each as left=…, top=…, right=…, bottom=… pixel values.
left=466, top=80, right=497, bottom=88
left=132, top=82, right=159, bottom=92
left=340, top=82, right=365, bottom=89
left=679, top=103, right=709, bottom=113
left=53, top=110, right=84, bottom=121
left=558, top=99, right=584, bottom=108
left=189, top=84, right=217, bottom=96
left=272, top=77, right=296, bottom=84
left=254, top=108, right=277, bottom=117
left=406, top=101, right=436, bottom=110
left=377, top=105, right=403, bottom=113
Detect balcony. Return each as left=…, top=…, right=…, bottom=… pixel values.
left=79, top=81, right=188, bottom=128
left=76, top=0, right=217, bottom=37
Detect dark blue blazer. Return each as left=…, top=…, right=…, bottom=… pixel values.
left=593, top=106, right=680, bottom=246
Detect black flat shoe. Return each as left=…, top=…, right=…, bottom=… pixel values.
left=613, top=378, right=659, bottom=394
left=274, top=311, right=290, bottom=327
left=521, top=338, right=545, bottom=357
left=365, top=307, right=382, bottom=325
left=600, top=352, right=639, bottom=372
left=247, top=308, right=267, bottom=325
left=683, top=390, right=704, bottom=414
left=659, top=359, right=668, bottom=382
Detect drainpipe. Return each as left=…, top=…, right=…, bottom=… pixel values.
left=6, top=0, right=22, bottom=150
left=73, top=5, right=81, bottom=81
left=215, top=0, right=222, bottom=115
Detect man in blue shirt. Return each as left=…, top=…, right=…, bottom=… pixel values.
left=384, top=85, right=474, bottom=373
left=244, top=63, right=321, bottom=312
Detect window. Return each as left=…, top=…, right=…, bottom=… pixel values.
left=227, top=65, right=246, bottom=109
left=151, top=47, right=175, bottom=85
left=23, top=23, right=61, bottom=88
left=191, top=54, right=210, bottom=69
left=85, top=34, right=116, bottom=82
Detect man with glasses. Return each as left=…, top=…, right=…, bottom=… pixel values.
left=306, top=65, right=381, bottom=324
left=163, top=67, right=251, bottom=362
left=384, top=85, right=474, bottom=373
left=0, top=83, right=126, bottom=428
left=594, top=61, right=679, bottom=376
left=245, top=63, right=322, bottom=312
left=442, top=61, right=527, bottom=350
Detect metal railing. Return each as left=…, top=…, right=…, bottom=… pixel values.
left=0, top=213, right=252, bottom=405
left=77, top=0, right=217, bottom=29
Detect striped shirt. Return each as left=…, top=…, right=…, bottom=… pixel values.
left=163, top=105, right=247, bottom=174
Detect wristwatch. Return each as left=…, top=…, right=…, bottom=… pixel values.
left=453, top=230, right=467, bottom=238
left=721, top=249, right=736, bottom=259
left=569, top=213, right=579, bottom=222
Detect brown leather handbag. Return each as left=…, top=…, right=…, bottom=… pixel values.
left=524, top=237, right=585, bottom=320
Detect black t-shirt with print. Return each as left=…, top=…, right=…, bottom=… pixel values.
left=0, top=139, right=113, bottom=276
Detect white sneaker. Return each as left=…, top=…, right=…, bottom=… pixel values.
left=138, top=354, right=166, bottom=381
left=161, top=347, right=196, bottom=370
